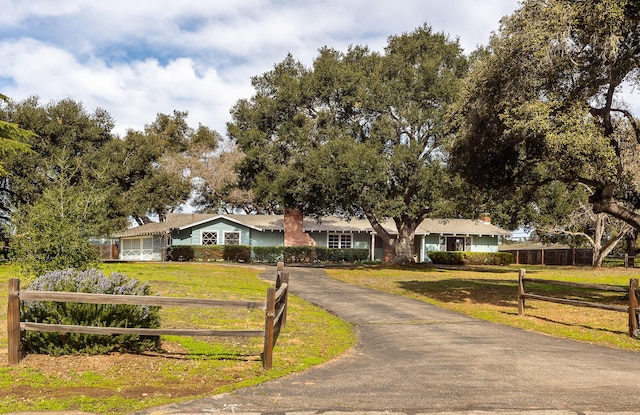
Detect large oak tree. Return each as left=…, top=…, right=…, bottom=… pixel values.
left=229, top=25, right=468, bottom=263
left=453, top=0, right=640, bottom=236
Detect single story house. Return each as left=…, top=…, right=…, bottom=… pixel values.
left=113, top=212, right=511, bottom=262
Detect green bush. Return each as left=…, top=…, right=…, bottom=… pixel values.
left=283, top=246, right=369, bottom=263
left=21, top=268, right=161, bottom=356
left=222, top=245, right=251, bottom=262
left=193, top=246, right=225, bottom=261
left=167, top=245, right=227, bottom=262
left=166, top=245, right=195, bottom=261
left=168, top=244, right=370, bottom=264
left=427, top=251, right=513, bottom=265
left=252, top=246, right=285, bottom=263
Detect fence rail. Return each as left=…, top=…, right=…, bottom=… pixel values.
left=8, top=263, right=289, bottom=369
left=517, top=268, right=640, bottom=336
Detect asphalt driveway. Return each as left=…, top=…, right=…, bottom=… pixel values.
left=132, top=266, right=640, bottom=415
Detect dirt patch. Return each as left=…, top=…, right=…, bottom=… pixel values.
left=0, top=340, right=235, bottom=403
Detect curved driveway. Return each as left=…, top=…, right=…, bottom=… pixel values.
left=134, top=266, right=640, bottom=415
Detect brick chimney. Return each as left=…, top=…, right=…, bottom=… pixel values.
left=479, top=213, right=491, bottom=223
left=284, top=207, right=317, bottom=247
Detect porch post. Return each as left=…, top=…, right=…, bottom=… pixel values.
left=370, top=233, right=376, bottom=262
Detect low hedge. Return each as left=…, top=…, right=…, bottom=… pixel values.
left=166, top=245, right=251, bottom=262
left=428, top=251, right=513, bottom=266
left=168, top=245, right=370, bottom=264
left=256, top=246, right=369, bottom=264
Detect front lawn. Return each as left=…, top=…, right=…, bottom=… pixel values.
left=0, top=262, right=355, bottom=414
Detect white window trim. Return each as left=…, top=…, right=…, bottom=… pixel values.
left=201, top=230, right=219, bottom=245
left=223, top=231, right=241, bottom=245
left=439, top=235, right=473, bottom=252
left=328, top=233, right=353, bottom=249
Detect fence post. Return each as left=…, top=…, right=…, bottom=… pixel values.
left=263, top=287, right=275, bottom=370
left=629, top=278, right=639, bottom=337
left=518, top=269, right=526, bottom=316
left=280, top=272, right=289, bottom=328
left=8, top=278, right=21, bottom=364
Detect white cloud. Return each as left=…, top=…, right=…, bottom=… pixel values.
left=0, top=0, right=520, bottom=136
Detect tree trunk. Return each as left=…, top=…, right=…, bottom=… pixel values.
left=365, top=214, right=419, bottom=264
left=394, top=219, right=418, bottom=265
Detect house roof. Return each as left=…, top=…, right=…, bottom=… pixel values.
left=416, top=218, right=511, bottom=237
left=115, top=213, right=511, bottom=238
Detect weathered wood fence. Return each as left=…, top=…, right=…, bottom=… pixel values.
left=8, top=263, right=290, bottom=369
left=517, top=269, right=640, bottom=337
left=503, top=248, right=593, bottom=266
left=623, top=254, right=639, bottom=268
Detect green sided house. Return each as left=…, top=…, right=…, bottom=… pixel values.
left=114, top=210, right=510, bottom=262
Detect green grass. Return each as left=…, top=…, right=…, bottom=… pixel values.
left=0, top=262, right=356, bottom=414
left=325, top=264, right=640, bottom=351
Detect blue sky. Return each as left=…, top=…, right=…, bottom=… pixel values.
left=0, top=1, right=525, bottom=136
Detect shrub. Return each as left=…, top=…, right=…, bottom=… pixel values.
left=166, top=245, right=195, bottom=261
left=428, top=251, right=513, bottom=266
left=193, top=245, right=225, bottom=261
left=21, top=268, right=161, bottom=356
left=428, top=251, right=466, bottom=265
left=223, top=245, right=251, bottom=262
left=167, top=245, right=226, bottom=262
left=168, top=245, right=370, bottom=264
left=251, top=246, right=285, bottom=263
left=463, top=252, right=513, bottom=265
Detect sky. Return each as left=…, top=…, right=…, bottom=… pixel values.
left=0, top=0, right=520, bottom=137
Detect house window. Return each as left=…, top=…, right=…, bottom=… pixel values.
left=224, top=231, right=241, bottom=245
left=202, top=231, right=218, bottom=245
left=439, top=236, right=472, bottom=252
left=328, top=234, right=352, bottom=249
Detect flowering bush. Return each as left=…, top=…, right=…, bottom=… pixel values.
left=21, top=268, right=161, bottom=355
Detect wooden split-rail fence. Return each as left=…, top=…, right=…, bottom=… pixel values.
left=7, top=263, right=290, bottom=369
left=517, top=268, right=640, bottom=337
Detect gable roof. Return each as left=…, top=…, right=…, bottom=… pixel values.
left=115, top=213, right=510, bottom=238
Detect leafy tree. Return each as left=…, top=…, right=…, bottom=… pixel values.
left=229, top=26, right=468, bottom=263
left=94, top=111, right=211, bottom=224
left=0, top=96, right=116, bottom=225
left=229, top=54, right=320, bottom=215
left=313, top=26, right=469, bottom=263
left=0, top=94, right=33, bottom=178
left=11, top=156, right=110, bottom=276
left=453, top=0, right=640, bottom=236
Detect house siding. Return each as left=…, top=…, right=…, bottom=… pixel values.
left=172, top=218, right=252, bottom=246
left=249, top=230, right=284, bottom=247
left=470, top=235, right=499, bottom=252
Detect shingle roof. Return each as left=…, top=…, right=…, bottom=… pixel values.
left=416, top=218, right=512, bottom=236
left=115, top=213, right=511, bottom=238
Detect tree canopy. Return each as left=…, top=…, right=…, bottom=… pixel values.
left=453, top=0, right=640, bottom=234
left=229, top=25, right=468, bottom=263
